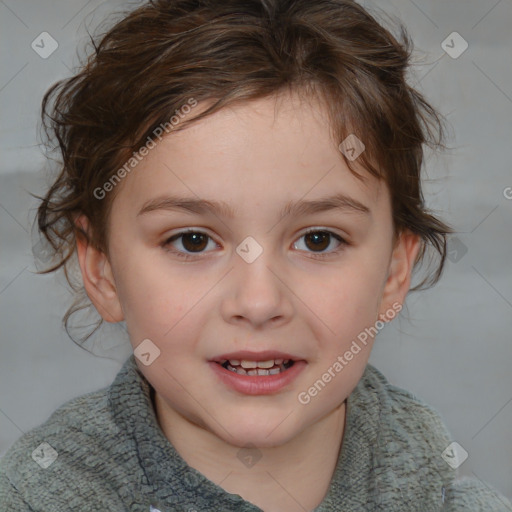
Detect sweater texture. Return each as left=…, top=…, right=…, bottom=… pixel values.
left=1, top=355, right=510, bottom=511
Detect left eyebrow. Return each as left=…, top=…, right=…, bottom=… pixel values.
left=281, top=192, right=371, bottom=218
left=136, top=192, right=371, bottom=219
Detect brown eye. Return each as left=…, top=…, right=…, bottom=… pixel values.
left=304, top=231, right=331, bottom=252
left=163, top=230, right=217, bottom=258
left=180, top=232, right=209, bottom=252
left=293, top=229, right=347, bottom=258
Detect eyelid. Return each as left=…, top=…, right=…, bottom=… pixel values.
left=300, top=226, right=349, bottom=241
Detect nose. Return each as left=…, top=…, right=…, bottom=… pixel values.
left=220, top=243, right=293, bottom=329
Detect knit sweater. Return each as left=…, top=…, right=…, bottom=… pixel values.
left=1, top=355, right=510, bottom=511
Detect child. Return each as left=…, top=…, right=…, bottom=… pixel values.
left=1, top=0, right=510, bottom=510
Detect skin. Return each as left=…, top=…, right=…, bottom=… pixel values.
left=76, top=91, right=420, bottom=512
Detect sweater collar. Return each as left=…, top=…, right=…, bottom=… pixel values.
left=109, top=355, right=259, bottom=511
left=109, top=355, right=453, bottom=511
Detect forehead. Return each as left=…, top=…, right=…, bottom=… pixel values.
left=111, top=92, right=388, bottom=220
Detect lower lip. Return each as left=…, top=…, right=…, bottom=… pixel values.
left=209, top=361, right=307, bottom=395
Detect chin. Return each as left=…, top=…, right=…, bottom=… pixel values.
left=210, top=413, right=304, bottom=449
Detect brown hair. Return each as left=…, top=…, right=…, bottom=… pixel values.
left=34, top=0, right=453, bottom=345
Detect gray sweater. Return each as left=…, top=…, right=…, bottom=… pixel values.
left=1, top=355, right=510, bottom=511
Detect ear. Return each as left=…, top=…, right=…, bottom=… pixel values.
left=75, top=215, right=124, bottom=323
left=378, top=229, right=421, bottom=320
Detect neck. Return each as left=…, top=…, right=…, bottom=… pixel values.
left=154, top=394, right=346, bottom=512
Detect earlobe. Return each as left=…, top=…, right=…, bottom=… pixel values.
left=75, top=215, right=124, bottom=323
left=378, top=230, right=421, bottom=319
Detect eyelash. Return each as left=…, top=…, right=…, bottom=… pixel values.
left=161, top=228, right=349, bottom=261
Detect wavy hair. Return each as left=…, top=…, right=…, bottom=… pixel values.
left=34, top=0, right=453, bottom=345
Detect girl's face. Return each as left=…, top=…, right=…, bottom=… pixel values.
left=81, top=92, right=418, bottom=448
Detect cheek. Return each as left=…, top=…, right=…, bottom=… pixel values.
left=110, top=250, right=182, bottom=335
left=294, top=257, right=389, bottom=375
left=114, top=253, right=216, bottom=348
left=300, top=259, right=385, bottom=330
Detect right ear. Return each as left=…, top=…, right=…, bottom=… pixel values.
left=75, top=215, right=124, bottom=323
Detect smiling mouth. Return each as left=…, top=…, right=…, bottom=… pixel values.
left=219, top=359, right=295, bottom=376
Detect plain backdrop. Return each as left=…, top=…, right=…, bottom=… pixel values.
left=1, top=0, right=511, bottom=501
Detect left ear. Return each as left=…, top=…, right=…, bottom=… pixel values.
left=378, top=229, right=421, bottom=319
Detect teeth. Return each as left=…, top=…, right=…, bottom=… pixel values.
left=240, top=360, right=258, bottom=369
left=237, top=359, right=291, bottom=369
left=256, top=360, right=274, bottom=369
left=222, top=361, right=293, bottom=376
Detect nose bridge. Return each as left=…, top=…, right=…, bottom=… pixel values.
left=222, top=234, right=291, bottom=326
left=236, top=234, right=281, bottom=300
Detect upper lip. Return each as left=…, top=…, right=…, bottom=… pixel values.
left=211, top=350, right=304, bottom=363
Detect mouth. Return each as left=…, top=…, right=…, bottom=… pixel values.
left=209, top=351, right=306, bottom=395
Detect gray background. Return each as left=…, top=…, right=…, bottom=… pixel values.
left=1, top=0, right=511, bottom=501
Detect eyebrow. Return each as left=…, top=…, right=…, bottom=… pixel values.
left=137, top=192, right=371, bottom=219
